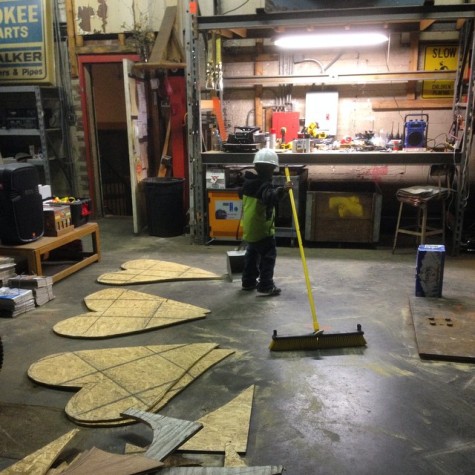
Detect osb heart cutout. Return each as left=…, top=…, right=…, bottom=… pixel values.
left=53, top=288, right=209, bottom=338
left=97, top=259, right=222, bottom=285
left=28, top=344, right=234, bottom=426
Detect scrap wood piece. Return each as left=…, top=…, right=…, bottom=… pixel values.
left=179, top=386, right=255, bottom=454
left=224, top=442, right=247, bottom=468
left=144, top=6, right=185, bottom=68
left=0, top=429, right=79, bottom=475
left=53, top=288, right=210, bottom=339
left=97, top=259, right=223, bottom=285
left=27, top=343, right=229, bottom=426
left=59, top=447, right=163, bottom=475
left=152, top=467, right=284, bottom=474
left=122, top=408, right=203, bottom=461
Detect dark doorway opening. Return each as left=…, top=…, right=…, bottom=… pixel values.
left=90, top=62, right=132, bottom=216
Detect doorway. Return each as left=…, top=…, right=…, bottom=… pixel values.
left=78, top=54, right=139, bottom=218
left=90, top=62, right=131, bottom=216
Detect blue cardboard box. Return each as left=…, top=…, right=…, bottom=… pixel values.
left=415, top=244, right=445, bottom=297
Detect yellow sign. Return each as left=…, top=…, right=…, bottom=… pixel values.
left=422, top=45, right=458, bottom=99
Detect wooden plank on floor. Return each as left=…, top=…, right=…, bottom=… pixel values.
left=0, top=429, right=79, bottom=475
left=409, top=296, right=475, bottom=362
left=179, top=386, right=255, bottom=454
left=57, top=447, right=163, bottom=474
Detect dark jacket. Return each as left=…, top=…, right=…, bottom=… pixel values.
left=239, top=171, right=285, bottom=242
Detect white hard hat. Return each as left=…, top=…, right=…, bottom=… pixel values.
left=253, top=148, right=279, bottom=167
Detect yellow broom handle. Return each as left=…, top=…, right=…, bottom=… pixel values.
left=285, top=167, right=320, bottom=332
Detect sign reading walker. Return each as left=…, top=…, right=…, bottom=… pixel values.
left=422, top=45, right=458, bottom=99
left=0, top=0, right=54, bottom=84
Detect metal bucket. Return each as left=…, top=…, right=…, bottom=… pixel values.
left=226, top=248, right=246, bottom=282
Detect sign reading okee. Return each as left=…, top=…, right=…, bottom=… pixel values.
left=0, top=0, right=54, bottom=84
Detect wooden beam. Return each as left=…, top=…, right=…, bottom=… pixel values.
left=407, top=31, right=419, bottom=100
left=210, top=28, right=247, bottom=38
left=420, top=19, right=436, bottom=31
left=254, top=40, right=264, bottom=131
left=373, top=99, right=453, bottom=110
left=148, top=6, right=185, bottom=68
left=134, top=60, right=186, bottom=71
left=223, top=53, right=277, bottom=63
left=456, top=18, right=466, bottom=30
left=65, top=0, right=78, bottom=77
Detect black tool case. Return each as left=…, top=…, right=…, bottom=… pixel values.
left=0, top=163, right=44, bottom=244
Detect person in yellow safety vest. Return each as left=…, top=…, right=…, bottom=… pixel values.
left=238, top=148, right=292, bottom=296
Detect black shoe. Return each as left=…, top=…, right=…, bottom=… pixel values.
left=257, top=286, right=281, bottom=296
left=242, top=284, right=257, bottom=291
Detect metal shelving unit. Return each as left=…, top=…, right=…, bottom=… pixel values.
left=451, top=20, right=475, bottom=255
left=0, top=85, right=64, bottom=187
left=184, top=5, right=475, bottom=250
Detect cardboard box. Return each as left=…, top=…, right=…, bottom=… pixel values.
left=416, top=244, right=445, bottom=297
left=43, top=204, right=73, bottom=237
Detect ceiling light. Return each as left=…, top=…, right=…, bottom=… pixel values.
left=274, top=32, right=389, bottom=49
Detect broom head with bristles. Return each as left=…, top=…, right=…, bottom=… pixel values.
left=269, top=324, right=366, bottom=351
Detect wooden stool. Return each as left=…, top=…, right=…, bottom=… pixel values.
left=392, top=165, right=453, bottom=253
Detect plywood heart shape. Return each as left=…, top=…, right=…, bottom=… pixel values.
left=97, top=259, right=222, bottom=285
left=53, top=288, right=210, bottom=338
left=28, top=344, right=234, bottom=426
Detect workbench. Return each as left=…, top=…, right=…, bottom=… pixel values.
left=0, top=222, right=100, bottom=283
left=201, top=150, right=461, bottom=166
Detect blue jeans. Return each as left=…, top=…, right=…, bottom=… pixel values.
left=242, top=236, right=277, bottom=291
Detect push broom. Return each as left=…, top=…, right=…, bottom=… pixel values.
left=269, top=167, right=367, bottom=351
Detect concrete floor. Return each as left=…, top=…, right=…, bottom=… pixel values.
left=0, top=217, right=474, bottom=474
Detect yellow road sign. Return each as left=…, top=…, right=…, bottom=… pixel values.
left=422, top=45, right=458, bottom=99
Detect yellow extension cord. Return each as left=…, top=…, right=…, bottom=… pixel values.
left=285, top=167, right=320, bottom=332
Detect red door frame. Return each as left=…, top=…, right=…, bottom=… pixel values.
left=77, top=54, right=139, bottom=213
left=167, top=75, right=188, bottom=206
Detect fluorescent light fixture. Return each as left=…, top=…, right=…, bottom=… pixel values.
left=274, top=32, right=389, bottom=49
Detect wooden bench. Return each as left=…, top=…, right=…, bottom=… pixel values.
left=0, top=222, right=100, bottom=283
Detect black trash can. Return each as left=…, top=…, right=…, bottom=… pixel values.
left=143, top=177, right=185, bottom=237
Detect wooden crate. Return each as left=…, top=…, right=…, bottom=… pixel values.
left=305, top=190, right=382, bottom=243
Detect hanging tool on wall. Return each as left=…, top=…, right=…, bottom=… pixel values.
left=205, top=31, right=216, bottom=90
left=280, top=127, right=287, bottom=146
left=215, top=35, right=223, bottom=92
left=158, top=117, right=172, bottom=177
left=269, top=167, right=367, bottom=351
left=205, top=33, right=223, bottom=92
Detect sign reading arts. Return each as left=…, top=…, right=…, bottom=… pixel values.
left=422, top=45, right=458, bottom=99
left=0, top=0, right=54, bottom=83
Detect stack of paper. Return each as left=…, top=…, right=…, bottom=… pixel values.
left=8, top=275, right=55, bottom=306
left=0, top=257, right=16, bottom=286
left=396, top=186, right=450, bottom=206
left=0, top=287, right=36, bottom=317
